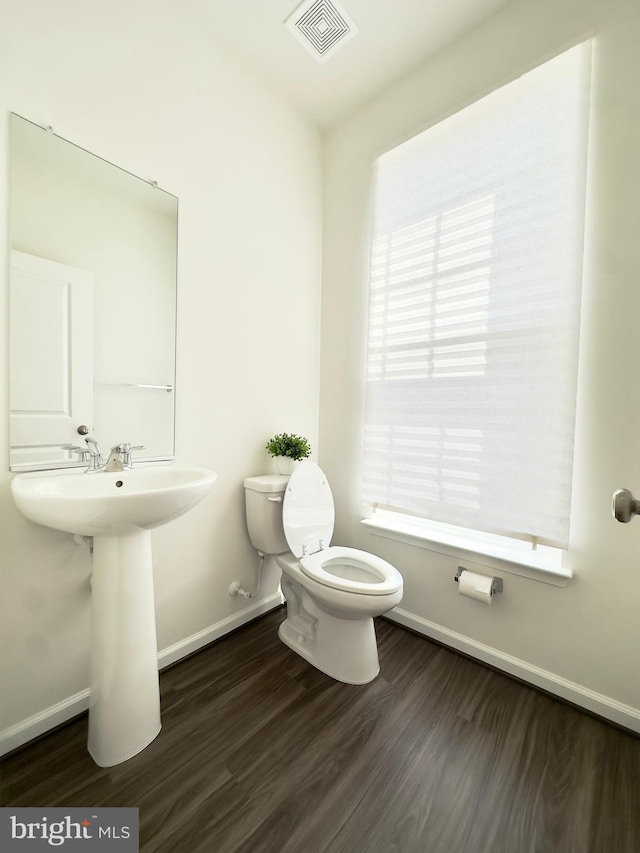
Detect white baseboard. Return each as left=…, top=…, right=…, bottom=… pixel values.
left=0, top=689, right=92, bottom=759
left=0, top=593, right=284, bottom=757
left=8, top=597, right=634, bottom=756
left=386, top=607, right=640, bottom=734
left=157, top=592, right=283, bottom=669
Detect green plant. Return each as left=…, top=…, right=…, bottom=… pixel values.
left=265, top=432, right=311, bottom=461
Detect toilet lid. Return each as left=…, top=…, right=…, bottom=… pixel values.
left=282, top=461, right=334, bottom=558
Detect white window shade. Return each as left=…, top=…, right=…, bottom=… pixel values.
left=362, top=42, right=592, bottom=550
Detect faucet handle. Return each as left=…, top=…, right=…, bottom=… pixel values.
left=126, top=444, right=145, bottom=462
left=111, top=443, right=145, bottom=468
left=111, top=442, right=132, bottom=453
left=83, top=437, right=105, bottom=471
left=61, top=444, right=92, bottom=462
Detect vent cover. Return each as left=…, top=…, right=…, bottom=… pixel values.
left=285, top=0, right=358, bottom=64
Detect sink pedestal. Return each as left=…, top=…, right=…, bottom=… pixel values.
left=11, top=464, right=217, bottom=766
left=88, top=528, right=161, bottom=767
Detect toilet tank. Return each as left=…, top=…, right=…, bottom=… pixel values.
left=243, top=474, right=289, bottom=555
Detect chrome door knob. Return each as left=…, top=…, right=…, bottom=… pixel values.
left=612, top=489, right=640, bottom=523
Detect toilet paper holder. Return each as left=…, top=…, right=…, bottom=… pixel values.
left=455, top=567, right=503, bottom=596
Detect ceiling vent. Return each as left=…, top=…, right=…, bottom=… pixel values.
left=285, top=0, right=359, bottom=64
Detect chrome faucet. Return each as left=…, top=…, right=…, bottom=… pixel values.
left=61, top=437, right=104, bottom=470
left=104, top=443, right=145, bottom=472
left=62, top=437, right=143, bottom=472
left=84, top=437, right=105, bottom=471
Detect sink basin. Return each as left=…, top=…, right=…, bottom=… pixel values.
left=11, top=464, right=217, bottom=536
left=11, top=463, right=217, bottom=768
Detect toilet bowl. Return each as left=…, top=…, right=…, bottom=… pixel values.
left=244, top=461, right=403, bottom=684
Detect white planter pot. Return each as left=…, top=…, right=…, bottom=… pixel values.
left=275, top=456, right=299, bottom=475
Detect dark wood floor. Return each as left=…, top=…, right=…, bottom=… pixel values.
left=2, top=607, right=639, bottom=853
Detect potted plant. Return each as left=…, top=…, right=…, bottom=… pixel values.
left=265, top=432, right=311, bottom=475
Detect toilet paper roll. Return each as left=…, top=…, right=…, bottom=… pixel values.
left=458, top=570, right=495, bottom=604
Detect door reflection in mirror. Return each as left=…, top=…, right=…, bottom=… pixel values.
left=9, top=114, right=178, bottom=472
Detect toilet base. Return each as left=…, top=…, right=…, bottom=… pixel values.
left=278, top=606, right=380, bottom=685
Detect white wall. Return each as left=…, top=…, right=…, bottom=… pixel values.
left=0, top=0, right=322, bottom=748
left=320, top=0, right=640, bottom=729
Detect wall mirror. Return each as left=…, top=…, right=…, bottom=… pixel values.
left=9, top=113, right=178, bottom=471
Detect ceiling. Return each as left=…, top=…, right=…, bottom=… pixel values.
left=192, top=0, right=516, bottom=128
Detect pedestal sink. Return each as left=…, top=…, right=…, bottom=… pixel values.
left=11, top=464, right=217, bottom=766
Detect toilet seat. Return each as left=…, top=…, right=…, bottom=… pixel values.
left=282, top=462, right=402, bottom=596
left=300, top=546, right=403, bottom=595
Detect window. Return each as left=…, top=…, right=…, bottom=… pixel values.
left=362, top=43, right=592, bottom=551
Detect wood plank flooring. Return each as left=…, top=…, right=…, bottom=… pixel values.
left=2, top=607, right=639, bottom=853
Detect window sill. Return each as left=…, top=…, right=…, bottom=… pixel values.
left=361, top=515, right=573, bottom=588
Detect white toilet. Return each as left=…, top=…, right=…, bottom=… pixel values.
left=244, top=460, right=403, bottom=684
